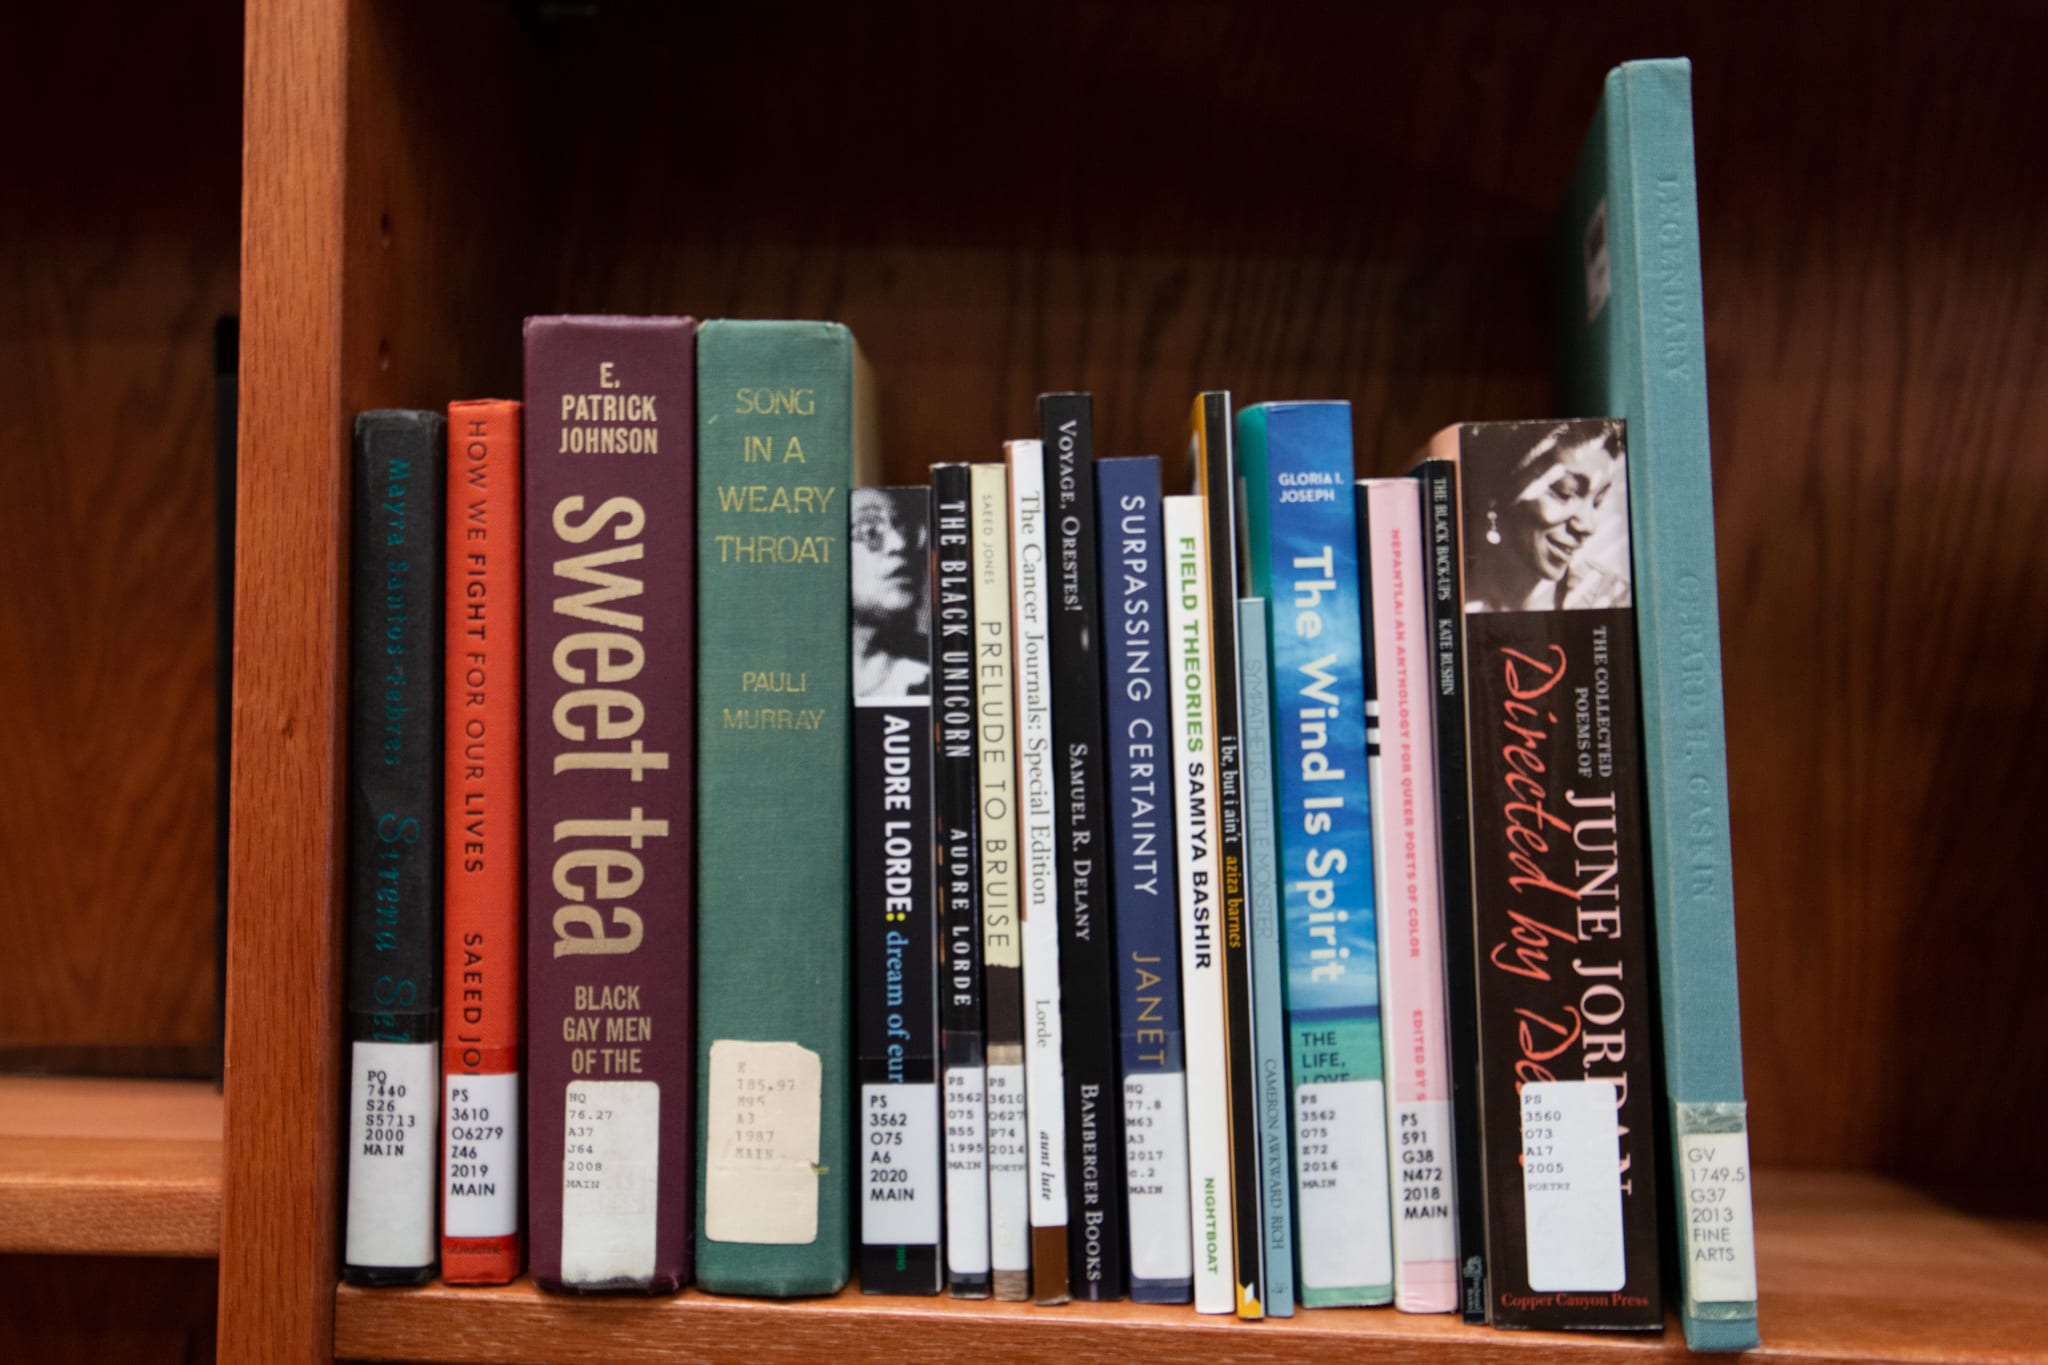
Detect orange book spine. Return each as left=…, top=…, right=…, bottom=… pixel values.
left=441, top=399, right=524, bottom=1284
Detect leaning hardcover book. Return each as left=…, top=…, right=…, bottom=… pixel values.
left=344, top=409, right=445, bottom=1287
left=1429, top=419, right=1662, bottom=1332
left=1553, top=58, right=1757, bottom=1350
left=524, top=316, right=695, bottom=1294
left=1360, top=478, right=1459, bottom=1313
left=852, top=486, right=943, bottom=1295
left=930, top=462, right=992, bottom=1298
left=696, top=320, right=876, bottom=1296
left=1235, top=400, right=1393, bottom=1307
left=1095, top=456, right=1193, bottom=1305
left=442, top=399, right=523, bottom=1285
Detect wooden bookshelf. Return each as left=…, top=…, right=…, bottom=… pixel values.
left=332, top=1173, right=2048, bottom=1364
left=209, top=0, right=2048, bottom=1361
left=0, top=1077, right=223, bottom=1257
left=19, top=0, right=2035, bottom=1359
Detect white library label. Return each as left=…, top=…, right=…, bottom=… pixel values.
left=944, top=1064, right=991, bottom=1276
left=1295, top=1078, right=1394, bottom=1290
left=1521, top=1080, right=1625, bottom=1292
left=985, top=1061, right=1030, bottom=1272
left=560, top=1079, right=659, bottom=1285
left=1123, top=1071, right=1195, bottom=1285
left=704, top=1040, right=822, bottom=1245
left=1391, top=1097, right=1457, bottom=1263
left=1680, top=1128, right=1758, bottom=1302
left=861, top=1082, right=940, bottom=1246
left=345, top=1040, right=437, bottom=1269
left=443, top=1071, right=518, bottom=1239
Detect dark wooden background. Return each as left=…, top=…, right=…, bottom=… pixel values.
left=0, top=2, right=240, bottom=1070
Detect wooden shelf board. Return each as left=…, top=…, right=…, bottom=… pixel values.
left=0, top=1076, right=222, bottom=1257
left=332, top=1171, right=2048, bottom=1363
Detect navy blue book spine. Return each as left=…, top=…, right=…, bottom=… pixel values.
left=1094, top=455, right=1194, bottom=1304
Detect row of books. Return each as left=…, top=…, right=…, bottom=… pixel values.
left=338, top=59, right=1756, bottom=1350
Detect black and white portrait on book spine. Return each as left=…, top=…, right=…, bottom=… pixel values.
left=852, top=486, right=932, bottom=702
left=1460, top=420, right=1632, bottom=615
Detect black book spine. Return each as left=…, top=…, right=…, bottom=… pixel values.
left=1418, top=457, right=1488, bottom=1323
left=931, top=463, right=992, bottom=1297
left=1192, top=390, right=1265, bottom=1318
left=853, top=486, right=944, bottom=1295
left=1039, top=395, right=1128, bottom=1300
left=344, top=409, right=445, bottom=1286
left=1450, top=421, right=1662, bottom=1330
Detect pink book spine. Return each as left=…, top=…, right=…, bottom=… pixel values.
left=1364, top=479, right=1460, bottom=1313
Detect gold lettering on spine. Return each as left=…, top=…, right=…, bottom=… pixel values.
left=547, top=480, right=669, bottom=958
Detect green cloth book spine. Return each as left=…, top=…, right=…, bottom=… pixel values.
left=1553, top=60, right=1758, bottom=1351
left=694, top=320, right=878, bottom=1296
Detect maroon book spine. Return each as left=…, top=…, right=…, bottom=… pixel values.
left=523, top=315, right=696, bottom=1293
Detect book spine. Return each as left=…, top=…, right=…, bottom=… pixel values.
left=1038, top=394, right=1126, bottom=1301
left=931, top=463, right=992, bottom=1298
left=971, top=463, right=1031, bottom=1302
left=1236, top=596, right=1295, bottom=1318
left=1556, top=62, right=1757, bottom=1347
left=1163, top=493, right=1235, bottom=1315
left=1449, top=419, right=1662, bottom=1331
left=1006, top=439, right=1071, bottom=1305
left=523, top=316, right=695, bottom=1294
left=1236, top=402, right=1393, bottom=1307
left=695, top=320, right=868, bottom=1296
left=1094, top=457, right=1193, bottom=1305
left=852, top=487, right=943, bottom=1296
left=1417, top=457, right=1489, bottom=1322
left=344, top=409, right=445, bottom=1286
left=441, top=399, right=523, bottom=1286
left=1360, top=479, right=1459, bottom=1313
left=1189, top=392, right=1265, bottom=1319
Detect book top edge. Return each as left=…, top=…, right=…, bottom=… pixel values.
left=522, top=314, right=697, bottom=332
left=1236, top=398, right=1348, bottom=415
left=353, top=409, right=443, bottom=430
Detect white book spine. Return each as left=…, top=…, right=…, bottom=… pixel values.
left=1163, top=494, right=1234, bottom=1314
left=1007, top=441, right=1069, bottom=1298
left=1363, top=479, right=1460, bottom=1313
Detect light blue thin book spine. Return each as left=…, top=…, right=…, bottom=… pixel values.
left=1237, top=596, right=1294, bottom=1317
left=1236, top=401, right=1392, bottom=1308
left=1554, top=57, right=1759, bottom=1352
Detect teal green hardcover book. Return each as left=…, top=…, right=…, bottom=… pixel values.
left=1553, top=60, right=1759, bottom=1351
left=695, top=320, right=880, bottom=1296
